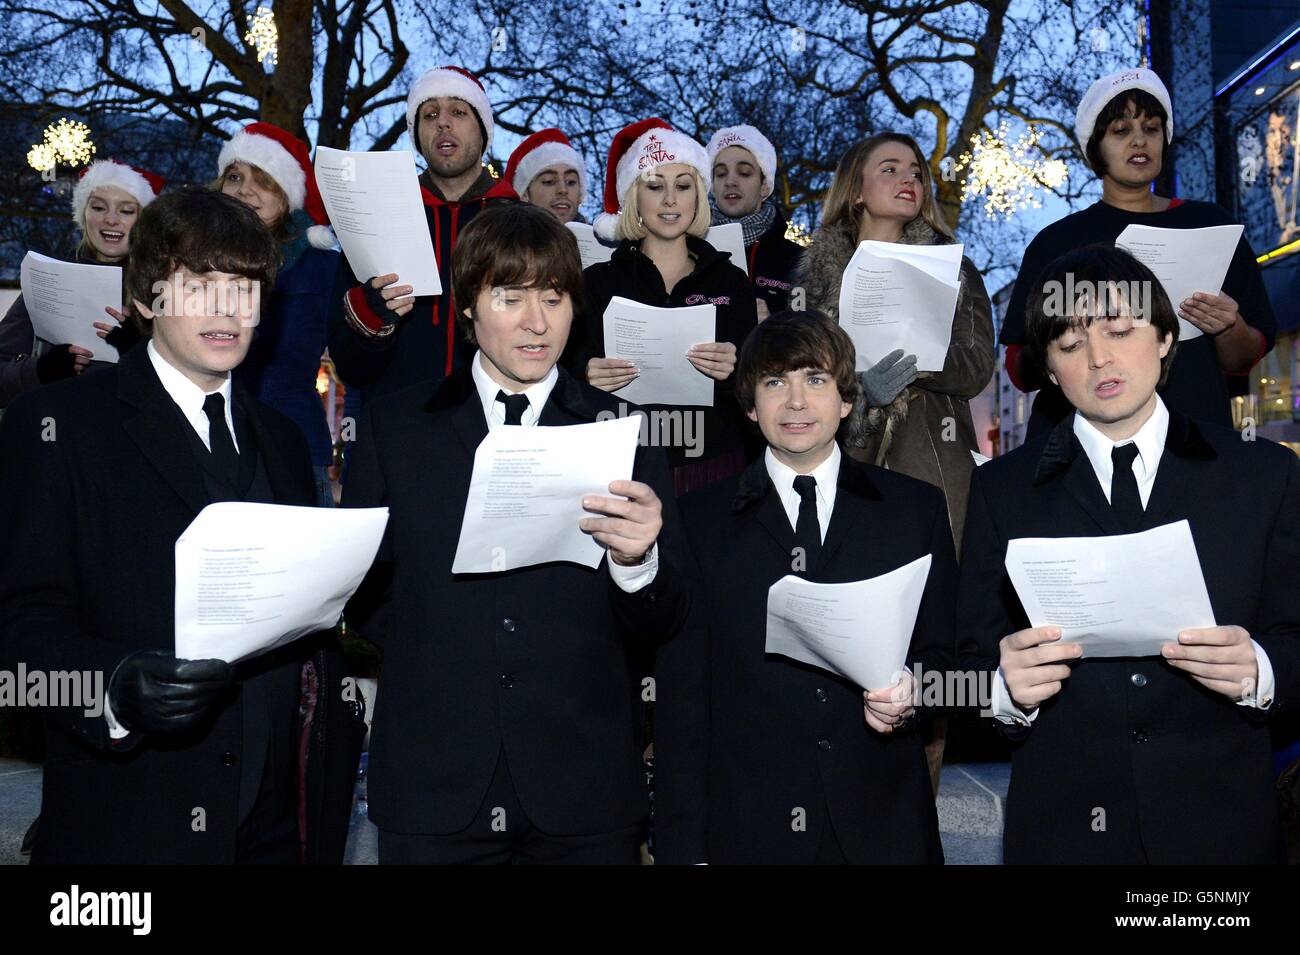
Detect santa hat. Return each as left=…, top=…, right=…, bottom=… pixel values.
left=71, top=160, right=163, bottom=225
left=592, top=118, right=710, bottom=241
left=504, top=128, right=587, bottom=204
left=1075, top=68, right=1174, bottom=163
left=218, top=122, right=335, bottom=249
left=705, top=124, right=777, bottom=191
left=406, top=65, right=494, bottom=155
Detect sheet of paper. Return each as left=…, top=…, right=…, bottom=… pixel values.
left=19, top=252, right=122, bottom=361
left=706, top=223, right=748, bottom=276
left=1115, top=223, right=1243, bottom=342
left=174, top=503, right=390, bottom=663
left=837, top=240, right=962, bottom=372
left=602, top=296, right=716, bottom=407
left=452, top=415, right=642, bottom=573
left=314, top=146, right=442, bottom=296
left=1004, top=519, right=1216, bottom=658
left=566, top=221, right=616, bottom=270
left=765, top=554, right=932, bottom=690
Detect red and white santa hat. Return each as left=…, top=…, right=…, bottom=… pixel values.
left=218, top=121, right=335, bottom=249
left=71, top=159, right=164, bottom=226
left=705, top=124, right=777, bottom=190
left=406, top=65, right=494, bottom=156
left=1075, top=67, right=1174, bottom=161
left=504, top=128, right=587, bottom=203
left=592, top=118, right=710, bottom=241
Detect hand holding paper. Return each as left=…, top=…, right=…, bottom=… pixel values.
left=20, top=252, right=123, bottom=360
left=837, top=241, right=962, bottom=372
left=602, top=296, right=717, bottom=406
left=1114, top=224, right=1243, bottom=341
left=1003, top=520, right=1217, bottom=658
left=314, top=146, right=442, bottom=296
left=174, top=503, right=390, bottom=663
left=764, top=554, right=932, bottom=690
left=452, top=415, right=643, bottom=572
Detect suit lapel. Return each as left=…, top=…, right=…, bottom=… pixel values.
left=1140, top=411, right=1217, bottom=530
left=733, top=457, right=797, bottom=559
left=232, top=382, right=301, bottom=504
left=425, top=367, right=487, bottom=454
left=818, top=455, right=881, bottom=571
left=117, top=346, right=209, bottom=515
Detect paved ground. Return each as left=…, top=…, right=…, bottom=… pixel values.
left=3, top=755, right=1006, bottom=864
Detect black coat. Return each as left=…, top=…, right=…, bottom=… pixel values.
left=340, top=365, right=691, bottom=835
left=957, top=409, right=1300, bottom=863
left=564, top=235, right=759, bottom=468
left=0, top=344, right=357, bottom=863
left=654, top=452, right=956, bottom=864
left=746, top=204, right=804, bottom=314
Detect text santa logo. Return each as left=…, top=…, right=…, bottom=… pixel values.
left=637, top=134, right=677, bottom=170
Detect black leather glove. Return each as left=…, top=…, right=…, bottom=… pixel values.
left=362, top=276, right=403, bottom=327
left=35, top=344, right=78, bottom=384
left=108, top=650, right=236, bottom=735
left=104, top=320, right=142, bottom=356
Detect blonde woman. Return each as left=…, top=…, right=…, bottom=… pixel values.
left=574, top=118, right=759, bottom=494
left=801, top=132, right=993, bottom=553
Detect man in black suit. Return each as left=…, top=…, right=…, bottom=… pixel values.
left=0, top=189, right=354, bottom=864
left=342, top=202, right=689, bottom=864
left=653, top=311, right=956, bottom=864
left=958, top=244, right=1300, bottom=863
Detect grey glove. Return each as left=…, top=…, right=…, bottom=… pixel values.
left=861, top=349, right=918, bottom=407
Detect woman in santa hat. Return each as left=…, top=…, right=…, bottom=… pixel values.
left=574, top=117, right=758, bottom=495
left=0, top=159, right=162, bottom=408
left=213, top=121, right=341, bottom=505
left=1000, top=67, right=1275, bottom=439
left=504, top=128, right=588, bottom=223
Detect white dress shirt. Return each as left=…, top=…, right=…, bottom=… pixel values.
left=764, top=444, right=840, bottom=542
left=105, top=341, right=240, bottom=739
left=993, top=395, right=1274, bottom=724
left=470, top=350, right=657, bottom=592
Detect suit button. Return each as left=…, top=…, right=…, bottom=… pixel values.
left=1131, top=729, right=1149, bottom=744
left=222, top=751, right=237, bottom=766
left=815, top=688, right=828, bottom=703
left=500, top=674, right=513, bottom=688
left=817, top=739, right=831, bottom=752
left=648, top=594, right=657, bottom=603
left=502, top=618, right=516, bottom=632
left=1130, top=672, right=1148, bottom=687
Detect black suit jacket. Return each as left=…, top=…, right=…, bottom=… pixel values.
left=957, top=409, right=1300, bottom=863
left=0, top=344, right=333, bottom=863
left=341, top=365, right=690, bottom=835
left=654, top=452, right=956, bottom=864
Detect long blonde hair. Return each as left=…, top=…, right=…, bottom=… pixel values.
left=821, top=133, right=953, bottom=241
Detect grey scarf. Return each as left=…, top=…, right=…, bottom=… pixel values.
left=709, top=197, right=777, bottom=247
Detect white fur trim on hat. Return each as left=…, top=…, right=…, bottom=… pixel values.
left=1075, top=68, right=1174, bottom=162
left=405, top=67, right=494, bottom=155
left=71, top=161, right=157, bottom=225
left=706, top=124, right=777, bottom=190
left=218, top=130, right=307, bottom=210
left=513, top=141, right=587, bottom=205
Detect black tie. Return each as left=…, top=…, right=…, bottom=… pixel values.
left=793, top=475, right=821, bottom=574
left=202, top=392, right=240, bottom=485
left=496, top=390, right=530, bottom=426
left=1110, top=443, right=1144, bottom=532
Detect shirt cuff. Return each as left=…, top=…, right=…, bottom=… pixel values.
left=1236, top=639, right=1275, bottom=710
left=991, top=666, right=1039, bottom=726
left=103, top=694, right=131, bottom=740
left=607, top=542, right=659, bottom=593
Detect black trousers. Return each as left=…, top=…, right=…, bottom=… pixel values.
left=378, top=748, right=642, bottom=865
